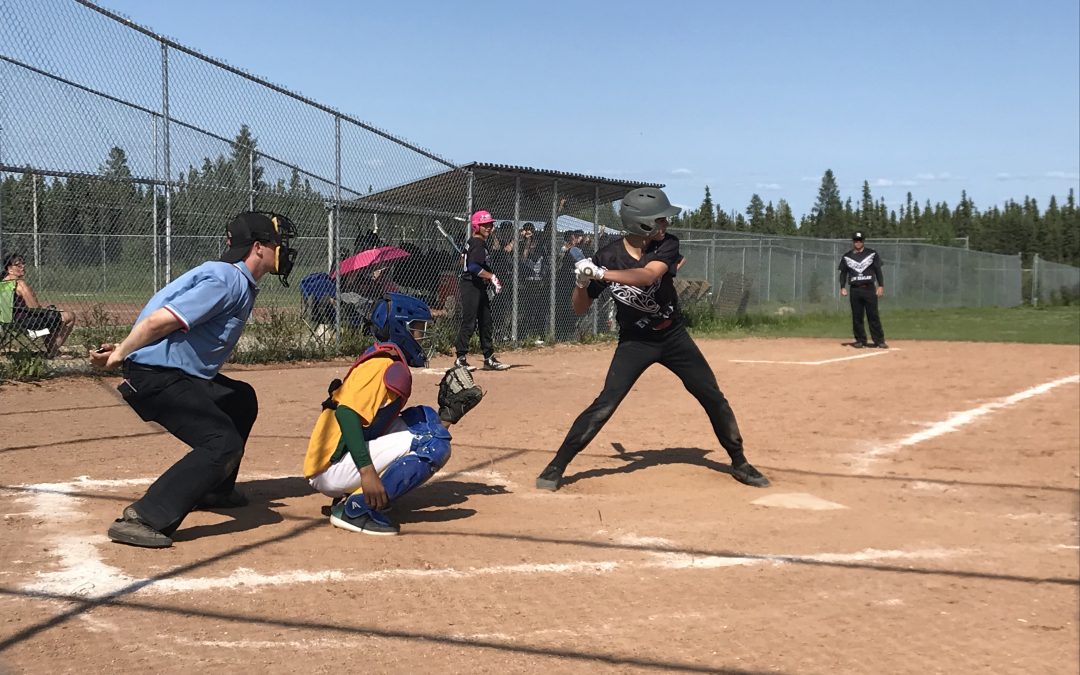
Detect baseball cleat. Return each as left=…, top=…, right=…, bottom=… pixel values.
left=536, top=464, right=564, bottom=491
left=483, top=356, right=510, bottom=371
left=731, top=462, right=770, bottom=488
left=330, top=499, right=400, bottom=536
left=107, top=506, right=173, bottom=548
left=873, top=342, right=889, bottom=349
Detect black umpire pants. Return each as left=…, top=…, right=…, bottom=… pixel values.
left=120, top=363, right=258, bottom=534
left=550, top=326, right=746, bottom=470
left=455, top=279, right=494, bottom=359
left=849, top=284, right=885, bottom=345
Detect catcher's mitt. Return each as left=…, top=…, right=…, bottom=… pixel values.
left=438, top=363, right=485, bottom=424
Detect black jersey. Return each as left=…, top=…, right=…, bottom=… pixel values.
left=838, top=247, right=884, bottom=288
left=461, top=236, right=492, bottom=287
left=587, top=233, right=683, bottom=339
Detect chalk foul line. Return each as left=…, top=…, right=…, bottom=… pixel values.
left=852, top=374, right=1080, bottom=471
left=731, top=350, right=894, bottom=366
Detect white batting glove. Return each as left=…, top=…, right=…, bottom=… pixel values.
left=491, top=275, right=503, bottom=294
left=574, top=258, right=606, bottom=281
left=574, top=270, right=591, bottom=289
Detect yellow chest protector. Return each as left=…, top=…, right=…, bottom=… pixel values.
left=303, top=344, right=412, bottom=478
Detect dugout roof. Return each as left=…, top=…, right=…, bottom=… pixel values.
left=347, top=162, right=664, bottom=221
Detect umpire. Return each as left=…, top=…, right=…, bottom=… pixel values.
left=89, top=212, right=298, bottom=548
left=838, top=231, right=887, bottom=348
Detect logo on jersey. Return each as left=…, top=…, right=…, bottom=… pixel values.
left=843, top=252, right=876, bottom=274
left=610, top=281, right=661, bottom=314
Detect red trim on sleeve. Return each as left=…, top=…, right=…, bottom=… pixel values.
left=164, top=306, right=190, bottom=332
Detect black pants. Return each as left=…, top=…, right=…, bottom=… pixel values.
left=120, top=363, right=258, bottom=534
left=455, top=280, right=494, bottom=358
left=849, top=285, right=885, bottom=345
left=550, top=326, right=745, bottom=470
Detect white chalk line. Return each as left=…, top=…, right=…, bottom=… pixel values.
left=731, top=350, right=894, bottom=366
left=7, top=475, right=969, bottom=601
left=852, top=374, right=1080, bottom=471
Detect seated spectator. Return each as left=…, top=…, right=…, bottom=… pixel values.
left=2, top=252, right=75, bottom=357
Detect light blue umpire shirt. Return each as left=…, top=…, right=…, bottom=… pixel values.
left=128, top=261, right=259, bottom=379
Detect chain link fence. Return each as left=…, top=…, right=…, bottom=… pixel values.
left=672, top=229, right=1025, bottom=314
left=1031, top=255, right=1080, bottom=306
left=0, top=0, right=1052, bottom=378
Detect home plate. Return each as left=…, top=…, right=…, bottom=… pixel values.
left=751, top=493, right=847, bottom=510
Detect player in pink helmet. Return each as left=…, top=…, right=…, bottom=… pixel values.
left=455, top=210, right=511, bottom=371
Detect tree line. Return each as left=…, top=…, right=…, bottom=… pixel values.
left=671, top=169, right=1080, bottom=266
left=3, top=134, right=1078, bottom=269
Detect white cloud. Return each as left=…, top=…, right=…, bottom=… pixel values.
left=995, top=172, right=1027, bottom=181
left=897, top=179, right=918, bottom=186
left=755, top=182, right=782, bottom=190
left=1045, top=170, right=1080, bottom=180
left=799, top=176, right=818, bottom=182
left=669, top=168, right=693, bottom=177
left=915, top=172, right=962, bottom=181
left=872, top=178, right=894, bottom=187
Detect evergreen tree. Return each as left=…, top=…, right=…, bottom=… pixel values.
left=808, top=169, right=843, bottom=237
left=746, top=193, right=765, bottom=232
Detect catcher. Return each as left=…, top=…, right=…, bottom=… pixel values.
left=303, top=293, right=484, bottom=535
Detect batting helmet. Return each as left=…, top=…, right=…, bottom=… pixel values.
left=470, top=210, right=495, bottom=233
left=619, top=187, right=681, bottom=237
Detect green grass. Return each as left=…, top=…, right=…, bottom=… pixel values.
left=688, top=306, right=1080, bottom=345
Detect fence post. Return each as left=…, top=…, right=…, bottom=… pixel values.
left=32, top=173, right=39, bottom=268
left=512, top=175, right=521, bottom=343
left=248, top=148, right=255, bottom=211
left=591, top=185, right=599, bottom=336
left=1031, top=253, right=1039, bottom=306
left=765, top=245, right=772, bottom=303
left=0, top=124, right=6, bottom=263
left=152, top=113, right=159, bottom=291
left=161, top=41, right=173, bottom=283
left=548, top=180, right=558, bottom=340
left=333, top=115, right=342, bottom=349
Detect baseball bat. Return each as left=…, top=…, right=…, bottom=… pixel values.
left=434, top=220, right=464, bottom=255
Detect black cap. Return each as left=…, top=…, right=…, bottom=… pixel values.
left=852, top=231, right=865, bottom=241
left=221, top=212, right=285, bottom=263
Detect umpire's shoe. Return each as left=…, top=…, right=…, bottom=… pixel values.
left=330, top=497, right=400, bottom=536
left=731, top=462, right=771, bottom=488
left=536, top=464, right=565, bottom=491
left=108, top=505, right=173, bottom=548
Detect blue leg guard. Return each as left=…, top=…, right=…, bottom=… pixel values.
left=380, top=406, right=452, bottom=501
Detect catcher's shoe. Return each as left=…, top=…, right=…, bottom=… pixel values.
left=731, top=462, right=770, bottom=488
left=483, top=356, right=510, bottom=371
left=536, top=464, right=564, bottom=491
left=108, top=506, right=173, bottom=548
left=330, top=499, right=400, bottom=536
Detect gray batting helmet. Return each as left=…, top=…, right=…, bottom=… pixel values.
left=619, top=187, right=681, bottom=236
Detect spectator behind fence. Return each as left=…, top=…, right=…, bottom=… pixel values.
left=2, top=252, right=75, bottom=358
left=517, top=222, right=549, bottom=340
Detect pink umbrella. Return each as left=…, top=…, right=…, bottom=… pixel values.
left=332, top=246, right=410, bottom=279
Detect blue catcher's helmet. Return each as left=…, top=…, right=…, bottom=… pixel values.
left=370, top=293, right=434, bottom=367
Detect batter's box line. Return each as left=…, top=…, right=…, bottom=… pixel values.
left=731, top=350, right=896, bottom=366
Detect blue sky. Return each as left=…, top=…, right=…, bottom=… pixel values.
left=79, top=0, right=1080, bottom=216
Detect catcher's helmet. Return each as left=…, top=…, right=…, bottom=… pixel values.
left=370, top=293, right=433, bottom=367
left=619, top=187, right=681, bottom=237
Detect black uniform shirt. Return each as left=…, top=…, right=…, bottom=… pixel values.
left=462, top=236, right=492, bottom=287
left=838, top=247, right=884, bottom=288
left=588, top=233, right=683, bottom=339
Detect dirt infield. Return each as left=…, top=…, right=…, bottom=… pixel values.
left=1, top=338, right=1077, bottom=674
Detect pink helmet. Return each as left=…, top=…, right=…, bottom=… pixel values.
left=470, top=210, right=495, bottom=233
